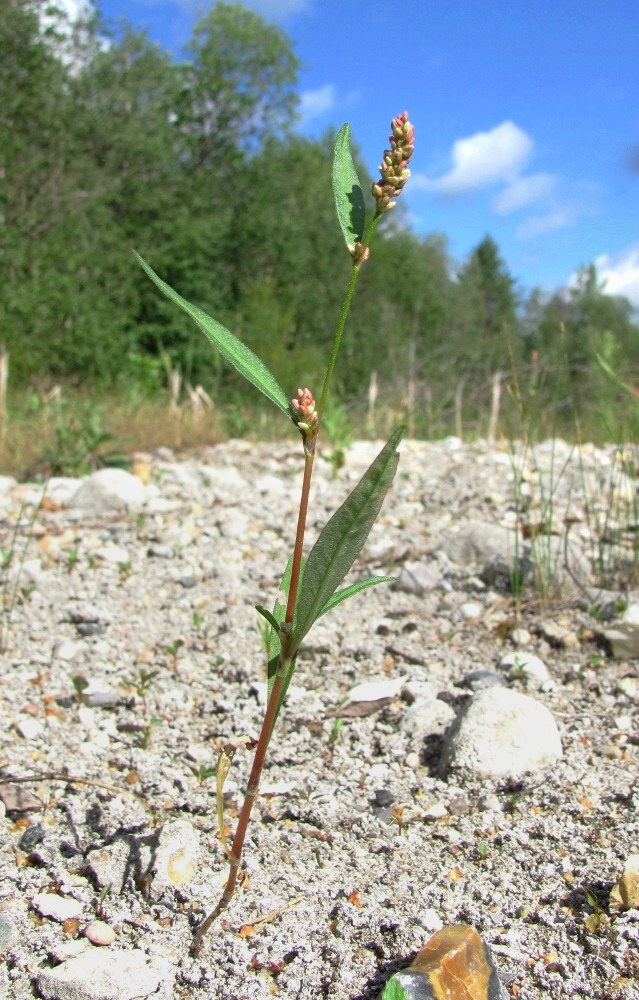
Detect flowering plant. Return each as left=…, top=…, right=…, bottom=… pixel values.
left=135, top=112, right=414, bottom=952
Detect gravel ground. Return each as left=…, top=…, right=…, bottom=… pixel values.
left=0, top=436, right=638, bottom=1000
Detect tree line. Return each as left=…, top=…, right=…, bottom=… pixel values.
left=2, top=0, right=638, bottom=439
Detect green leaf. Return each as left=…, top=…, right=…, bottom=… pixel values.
left=255, top=604, right=280, bottom=634
left=332, top=123, right=366, bottom=248
left=293, top=427, right=404, bottom=650
left=318, top=576, right=396, bottom=619
left=381, top=977, right=409, bottom=1000
left=134, top=252, right=292, bottom=418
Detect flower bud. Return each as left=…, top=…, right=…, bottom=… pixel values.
left=372, top=111, right=415, bottom=216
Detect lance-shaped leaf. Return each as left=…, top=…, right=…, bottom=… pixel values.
left=332, top=123, right=366, bottom=249
left=317, top=575, right=396, bottom=620
left=134, top=252, right=292, bottom=419
left=293, top=427, right=404, bottom=651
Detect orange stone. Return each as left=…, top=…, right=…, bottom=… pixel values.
left=409, top=924, right=505, bottom=1000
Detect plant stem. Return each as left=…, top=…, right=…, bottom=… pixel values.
left=193, top=218, right=377, bottom=953
left=285, top=438, right=315, bottom=624
left=191, top=658, right=290, bottom=954
left=192, top=436, right=314, bottom=953
left=316, top=216, right=380, bottom=423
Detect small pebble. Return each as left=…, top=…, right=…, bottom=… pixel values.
left=95, top=545, right=130, bottom=564
left=374, top=788, right=394, bottom=808
left=84, top=920, right=116, bottom=946
left=422, top=802, right=448, bottom=820
left=16, top=717, right=44, bottom=741
left=19, top=824, right=45, bottom=852
left=459, top=601, right=483, bottom=620
left=448, top=794, right=471, bottom=816
left=617, top=675, right=639, bottom=701
left=477, top=792, right=502, bottom=812
left=405, top=752, right=420, bottom=770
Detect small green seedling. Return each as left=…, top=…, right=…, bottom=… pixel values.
left=71, top=674, right=89, bottom=704
left=135, top=112, right=415, bottom=953
left=95, top=883, right=112, bottom=919
left=117, top=560, right=132, bottom=580
left=196, top=764, right=217, bottom=786
left=163, top=638, right=184, bottom=667
left=328, top=717, right=345, bottom=748
left=126, top=668, right=160, bottom=716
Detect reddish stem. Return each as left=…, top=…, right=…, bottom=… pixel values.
left=191, top=432, right=317, bottom=953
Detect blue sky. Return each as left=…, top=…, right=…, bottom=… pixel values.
left=74, top=0, right=639, bottom=305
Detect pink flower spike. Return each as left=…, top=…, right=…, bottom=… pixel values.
left=291, top=387, right=319, bottom=438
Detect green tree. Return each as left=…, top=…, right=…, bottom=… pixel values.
left=455, top=234, right=519, bottom=375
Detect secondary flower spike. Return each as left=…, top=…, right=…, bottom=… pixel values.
left=372, top=111, right=415, bottom=216
left=291, top=387, right=320, bottom=438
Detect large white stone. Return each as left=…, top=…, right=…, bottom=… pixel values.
left=37, top=948, right=175, bottom=1000
left=69, top=469, right=146, bottom=515
left=439, top=687, right=562, bottom=779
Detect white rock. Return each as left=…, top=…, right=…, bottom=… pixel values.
left=459, top=601, right=483, bottom=620
left=55, top=638, right=85, bottom=662
left=37, top=948, right=175, bottom=1000
left=76, top=706, right=96, bottom=729
left=604, top=618, right=639, bottom=660
left=422, top=802, right=448, bottom=820
left=0, top=475, right=16, bottom=496
left=32, top=891, right=83, bottom=922
left=623, top=603, right=639, bottom=625
left=16, top=717, right=44, bottom=741
left=439, top=687, right=562, bottom=779
left=20, top=558, right=43, bottom=583
left=511, top=627, right=531, bottom=646
left=45, top=477, right=83, bottom=507
left=395, top=561, right=442, bottom=595
left=95, top=545, right=130, bottom=564
left=69, top=468, right=146, bottom=515
left=84, top=920, right=116, bottom=946
left=438, top=519, right=518, bottom=569
left=499, top=650, right=550, bottom=687
left=400, top=697, right=456, bottom=738
left=346, top=677, right=407, bottom=703
left=150, top=819, right=200, bottom=900
left=416, top=908, right=444, bottom=933
left=617, top=675, right=639, bottom=700
left=261, top=780, right=296, bottom=796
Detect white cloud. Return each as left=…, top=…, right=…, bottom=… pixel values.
left=492, top=173, right=557, bottom=215
left=517, top=207, right=577, bottom=238
left=594, top=246, right=639, bottom=307
left=413, top=121, right=533, bottom=196
left=299, top=84, right=336, bottom=122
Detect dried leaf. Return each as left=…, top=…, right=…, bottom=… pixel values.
left=325, top=698, right=391, bottom=718
left=216, top=736, right=257, bottom=856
